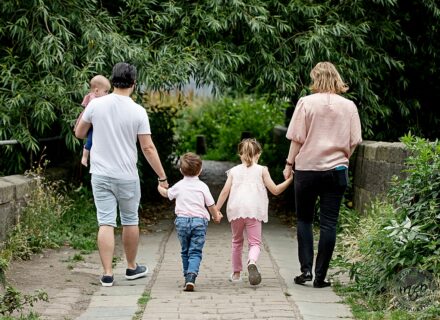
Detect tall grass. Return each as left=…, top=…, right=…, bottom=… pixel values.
left=333, top=135, right=440, bottom=319
left=0, top=173, right=97, bottom=284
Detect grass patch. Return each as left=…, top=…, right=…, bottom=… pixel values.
left=334, top=282, right=440, bottom=320
left=133, top=292, right=151, bottom=320
left=0, top=177, right=97, bottom=281
left=0, top=172, right=97, bottom=317
left=137, top=292, right=150, bottom=305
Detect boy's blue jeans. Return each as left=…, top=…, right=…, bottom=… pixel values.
left=174, top=217, right=208, bottom=276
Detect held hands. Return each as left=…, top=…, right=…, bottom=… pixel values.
left=157, top=181, right=169, bottom=198
left=212, top=204, right=223, bottom=224
left=212, top=210, right=223, bottom=224
left=283, top=165, right=294, bottom=180
left=158, top=180, right=169, bottom=189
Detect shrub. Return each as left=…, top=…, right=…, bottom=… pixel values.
left=174, top=95, right=288, bottom=165
left=335, top=134, right=440, bottom=316
left=0, top=286, right=48, bottom=318
left=138, top=92, right=184, bottom=198
left=0, top=172, right=97, bottom=283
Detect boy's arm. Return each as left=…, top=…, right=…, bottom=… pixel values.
left=216, top=175, right=232, bottom=211
left=157, top=184, right=168, bottom=198
left=208, top=205, right=223, bottom=223
left=262, top=167, right=293, bottom=196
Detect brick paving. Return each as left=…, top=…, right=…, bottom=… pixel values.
left=141, top=222, right=302, bottom=320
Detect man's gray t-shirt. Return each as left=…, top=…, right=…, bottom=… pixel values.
left=82, top=93, right=151, bottom=180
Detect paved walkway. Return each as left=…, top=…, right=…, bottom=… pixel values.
left=67, top=161, right=353, bottom=320
left=71, top=218, right=352, bottom=320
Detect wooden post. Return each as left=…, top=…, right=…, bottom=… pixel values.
left=241, top=131, right=252, bottom=140
left=196, top=135, right=207, bottom=155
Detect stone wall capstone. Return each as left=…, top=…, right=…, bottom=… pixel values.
left=0, top=175, right=35, bottom=243
left=353, top=141, right=408, bottom=213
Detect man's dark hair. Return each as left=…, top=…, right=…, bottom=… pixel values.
left=111, top=62, right=137, bottom=88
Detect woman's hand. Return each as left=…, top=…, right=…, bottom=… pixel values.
left=283, top=165, right=293, bottom=180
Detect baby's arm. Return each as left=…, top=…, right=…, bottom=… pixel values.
left=262, top=166, right=293, bottom=195
left=208, top=205, right=223, bottom=223
left=157, top=184, right=168, bottom=198
left=216, top=175, right=232, bottom=211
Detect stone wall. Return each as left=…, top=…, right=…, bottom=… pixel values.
left=353, top=141, right=408, bottom=213
left=0, top=175, right=34, bottom=242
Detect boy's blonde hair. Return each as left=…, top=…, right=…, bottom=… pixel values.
left=238, top=138, right=262, bottom=167
left=180, top=152, right=202, bottom=176
left=309, top=62, right=348, bottom=94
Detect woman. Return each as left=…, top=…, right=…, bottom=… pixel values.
left=283, top=61, right=362, bottom=288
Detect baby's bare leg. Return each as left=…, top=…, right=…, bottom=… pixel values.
left=81, top=148, right=90, bottom=167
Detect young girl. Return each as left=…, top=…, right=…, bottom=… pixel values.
left=216, top=138, right=293, bottom=285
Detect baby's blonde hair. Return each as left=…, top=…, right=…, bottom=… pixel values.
left=90, top=75, right=111, bottom=91
left=309, top=62, right=348, bottom=94
left=238, top=138, right=262, bottom=167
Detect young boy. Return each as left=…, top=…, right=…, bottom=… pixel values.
left=158, top=152, right=222, bottom=291
left=76, top=75, right=111, bottom=167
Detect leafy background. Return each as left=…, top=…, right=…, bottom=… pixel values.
left=1, top=0, right=440, bottom=175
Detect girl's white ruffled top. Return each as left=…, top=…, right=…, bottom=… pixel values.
left=226, top=163, right=269, bottom=223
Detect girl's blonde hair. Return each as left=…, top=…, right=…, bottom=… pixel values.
left=238, top=138, right=262, bottom=167
left=309, top=62, right=348, bottom=94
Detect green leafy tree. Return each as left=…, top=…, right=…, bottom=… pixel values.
left=0, top=0, right=146, bottom=173
left=114, top=0, right=440, bottom=140
left=1, top=0, right=440, bottom=174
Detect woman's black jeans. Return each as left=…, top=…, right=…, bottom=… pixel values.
left=294, top=169, right=347, bottom=281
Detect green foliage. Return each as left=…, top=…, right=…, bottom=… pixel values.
left=118, top=0, right=440, bottom=140
left=334, top=282, right=440, bottom=320
left=335, top=135, right=440, bottom=316
left=2, top=0, right=440, bottom=175
left=0, top=174, right=97, bottom=282
left=174, top=95, right=288, bottom=164
left=137, top=93, right=183, bottom=197
left=0, top=286, right=48, bottom=318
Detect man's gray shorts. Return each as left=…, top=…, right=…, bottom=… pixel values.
left=91, top=174, right=141, bottom=227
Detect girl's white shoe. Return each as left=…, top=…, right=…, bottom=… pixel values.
left=229, top=273, right=242, bottom=283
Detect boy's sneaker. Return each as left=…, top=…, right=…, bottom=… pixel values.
left=125, top=264, right=148, bottom=280
left=100, top=275, right=114, bottom=287
left=184, top=273, right=197, bottom=292
left=247, top=263, right=262, bottom=285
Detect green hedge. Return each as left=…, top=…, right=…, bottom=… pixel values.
left=174, top=95, right=288, bottom=166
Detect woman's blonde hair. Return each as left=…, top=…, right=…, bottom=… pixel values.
left=238, top=138, right=262, bottom=167
left=309, top=62, right=348, bottom=94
